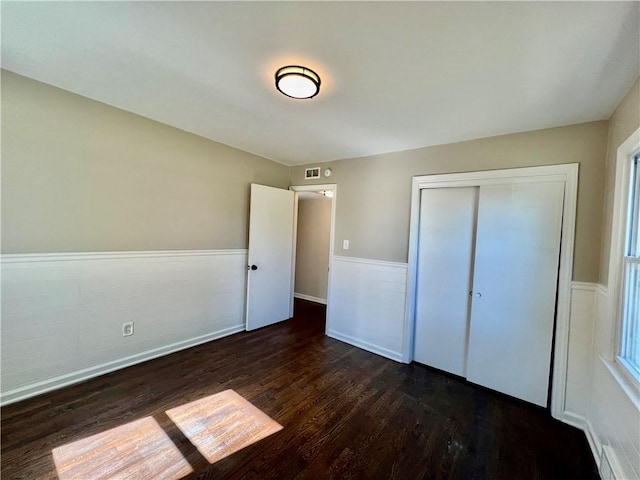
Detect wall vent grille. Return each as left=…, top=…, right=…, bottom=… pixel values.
left=305, top=167, right=320, bottom=180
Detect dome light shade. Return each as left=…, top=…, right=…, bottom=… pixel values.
left=275, top=65, right=321, bottom=99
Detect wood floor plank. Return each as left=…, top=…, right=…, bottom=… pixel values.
left=1, top=300, right=598, bottom=479
left=166, top=390, right=282, bottom=464
left=51, top=417, right=193, bottom=480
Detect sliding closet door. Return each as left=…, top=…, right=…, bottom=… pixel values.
left=414, top=187, right=478, bottom=376
left=466, top=181, right=564, bottom=407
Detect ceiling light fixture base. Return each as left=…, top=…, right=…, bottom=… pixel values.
left=275, top=65, right=321, bottom=99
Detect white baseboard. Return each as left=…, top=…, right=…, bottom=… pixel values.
left=561, top=410, right=586, bottom=430
left=561, top=411, right=602, bottom=470
left=585, top=418, right=603, bottom=467
left=327, top=329, right=404, bottom=362
left=0, top=325, right=244, bottom=406
left=601, top=445, right=627, bottom=480
left=294, top=292, right=327, bottom=305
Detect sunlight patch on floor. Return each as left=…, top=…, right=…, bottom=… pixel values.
left=51, top=390, right=282, bottom=478
left=52, top=417, right=193, bottom=480
left=166, top=389, right=283, bottom=464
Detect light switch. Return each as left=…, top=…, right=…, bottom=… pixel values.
left=343, top=240, right=349, bottom=250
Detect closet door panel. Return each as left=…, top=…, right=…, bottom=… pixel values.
left=466, top=181, right=564, bottom=407
left=414, top=187, right=478, bottom=376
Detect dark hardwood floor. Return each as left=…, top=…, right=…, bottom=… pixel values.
left=2, top=299, right=598, bottom=479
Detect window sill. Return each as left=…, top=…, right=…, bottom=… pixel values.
left=600, top=355, right=640, bottom=410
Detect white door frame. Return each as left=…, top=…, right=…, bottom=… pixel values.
left=289, top=184, right=337, bottom=334
left=404, top=164, right=578, bottom=419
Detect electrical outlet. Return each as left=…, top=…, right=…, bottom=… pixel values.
left=122, top=322, right=134, bottom=337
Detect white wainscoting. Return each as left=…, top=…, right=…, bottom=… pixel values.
left=589, top=285, right=640, bottom=480
left=565, top=282, right=597, bottom=418
left=563, top=282, right=640, bottom=480
left=328, top=256, right=407, bottom=362
left=1, top=250, right=247, bottom=406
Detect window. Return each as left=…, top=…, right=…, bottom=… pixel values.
left=620, top=154, right=640, bottom=380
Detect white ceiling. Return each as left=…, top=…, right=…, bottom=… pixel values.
left=2, top=2, right=639, bottom=166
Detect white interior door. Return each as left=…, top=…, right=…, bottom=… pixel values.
left=414, top=187, right=478, bottom=376
left=466, top=181, right=564, bottom=406
left=246, top=184, right=295, bottom=331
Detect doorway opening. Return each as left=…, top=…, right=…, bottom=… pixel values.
left=290, top=184, right=337, bottom=332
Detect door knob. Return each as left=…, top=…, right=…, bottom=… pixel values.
left=474, top=292, right=482, bottom=298
left=249, top=265, right=258, bottom=271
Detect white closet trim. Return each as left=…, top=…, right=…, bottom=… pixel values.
left=404, top=163, right=579, bottom=420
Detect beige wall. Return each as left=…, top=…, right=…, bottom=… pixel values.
left=295, top=195, right=332, bottom=300
left=1, top=70, right=289, bottom=253
left=291, top=121, right=608, bottom=282
left=599, top=77, right=640, bottom=285
left=1, top=69, right=616, bottom=283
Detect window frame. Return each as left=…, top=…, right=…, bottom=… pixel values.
left=609, top=127, right=640, bottom=394
left=618, top=154, right=640, bottom=382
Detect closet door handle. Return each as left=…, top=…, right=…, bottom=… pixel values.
left=469, top=291, right=482, bottom=298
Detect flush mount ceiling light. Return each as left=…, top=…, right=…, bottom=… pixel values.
left=275, top=65, right=321, bottom=99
